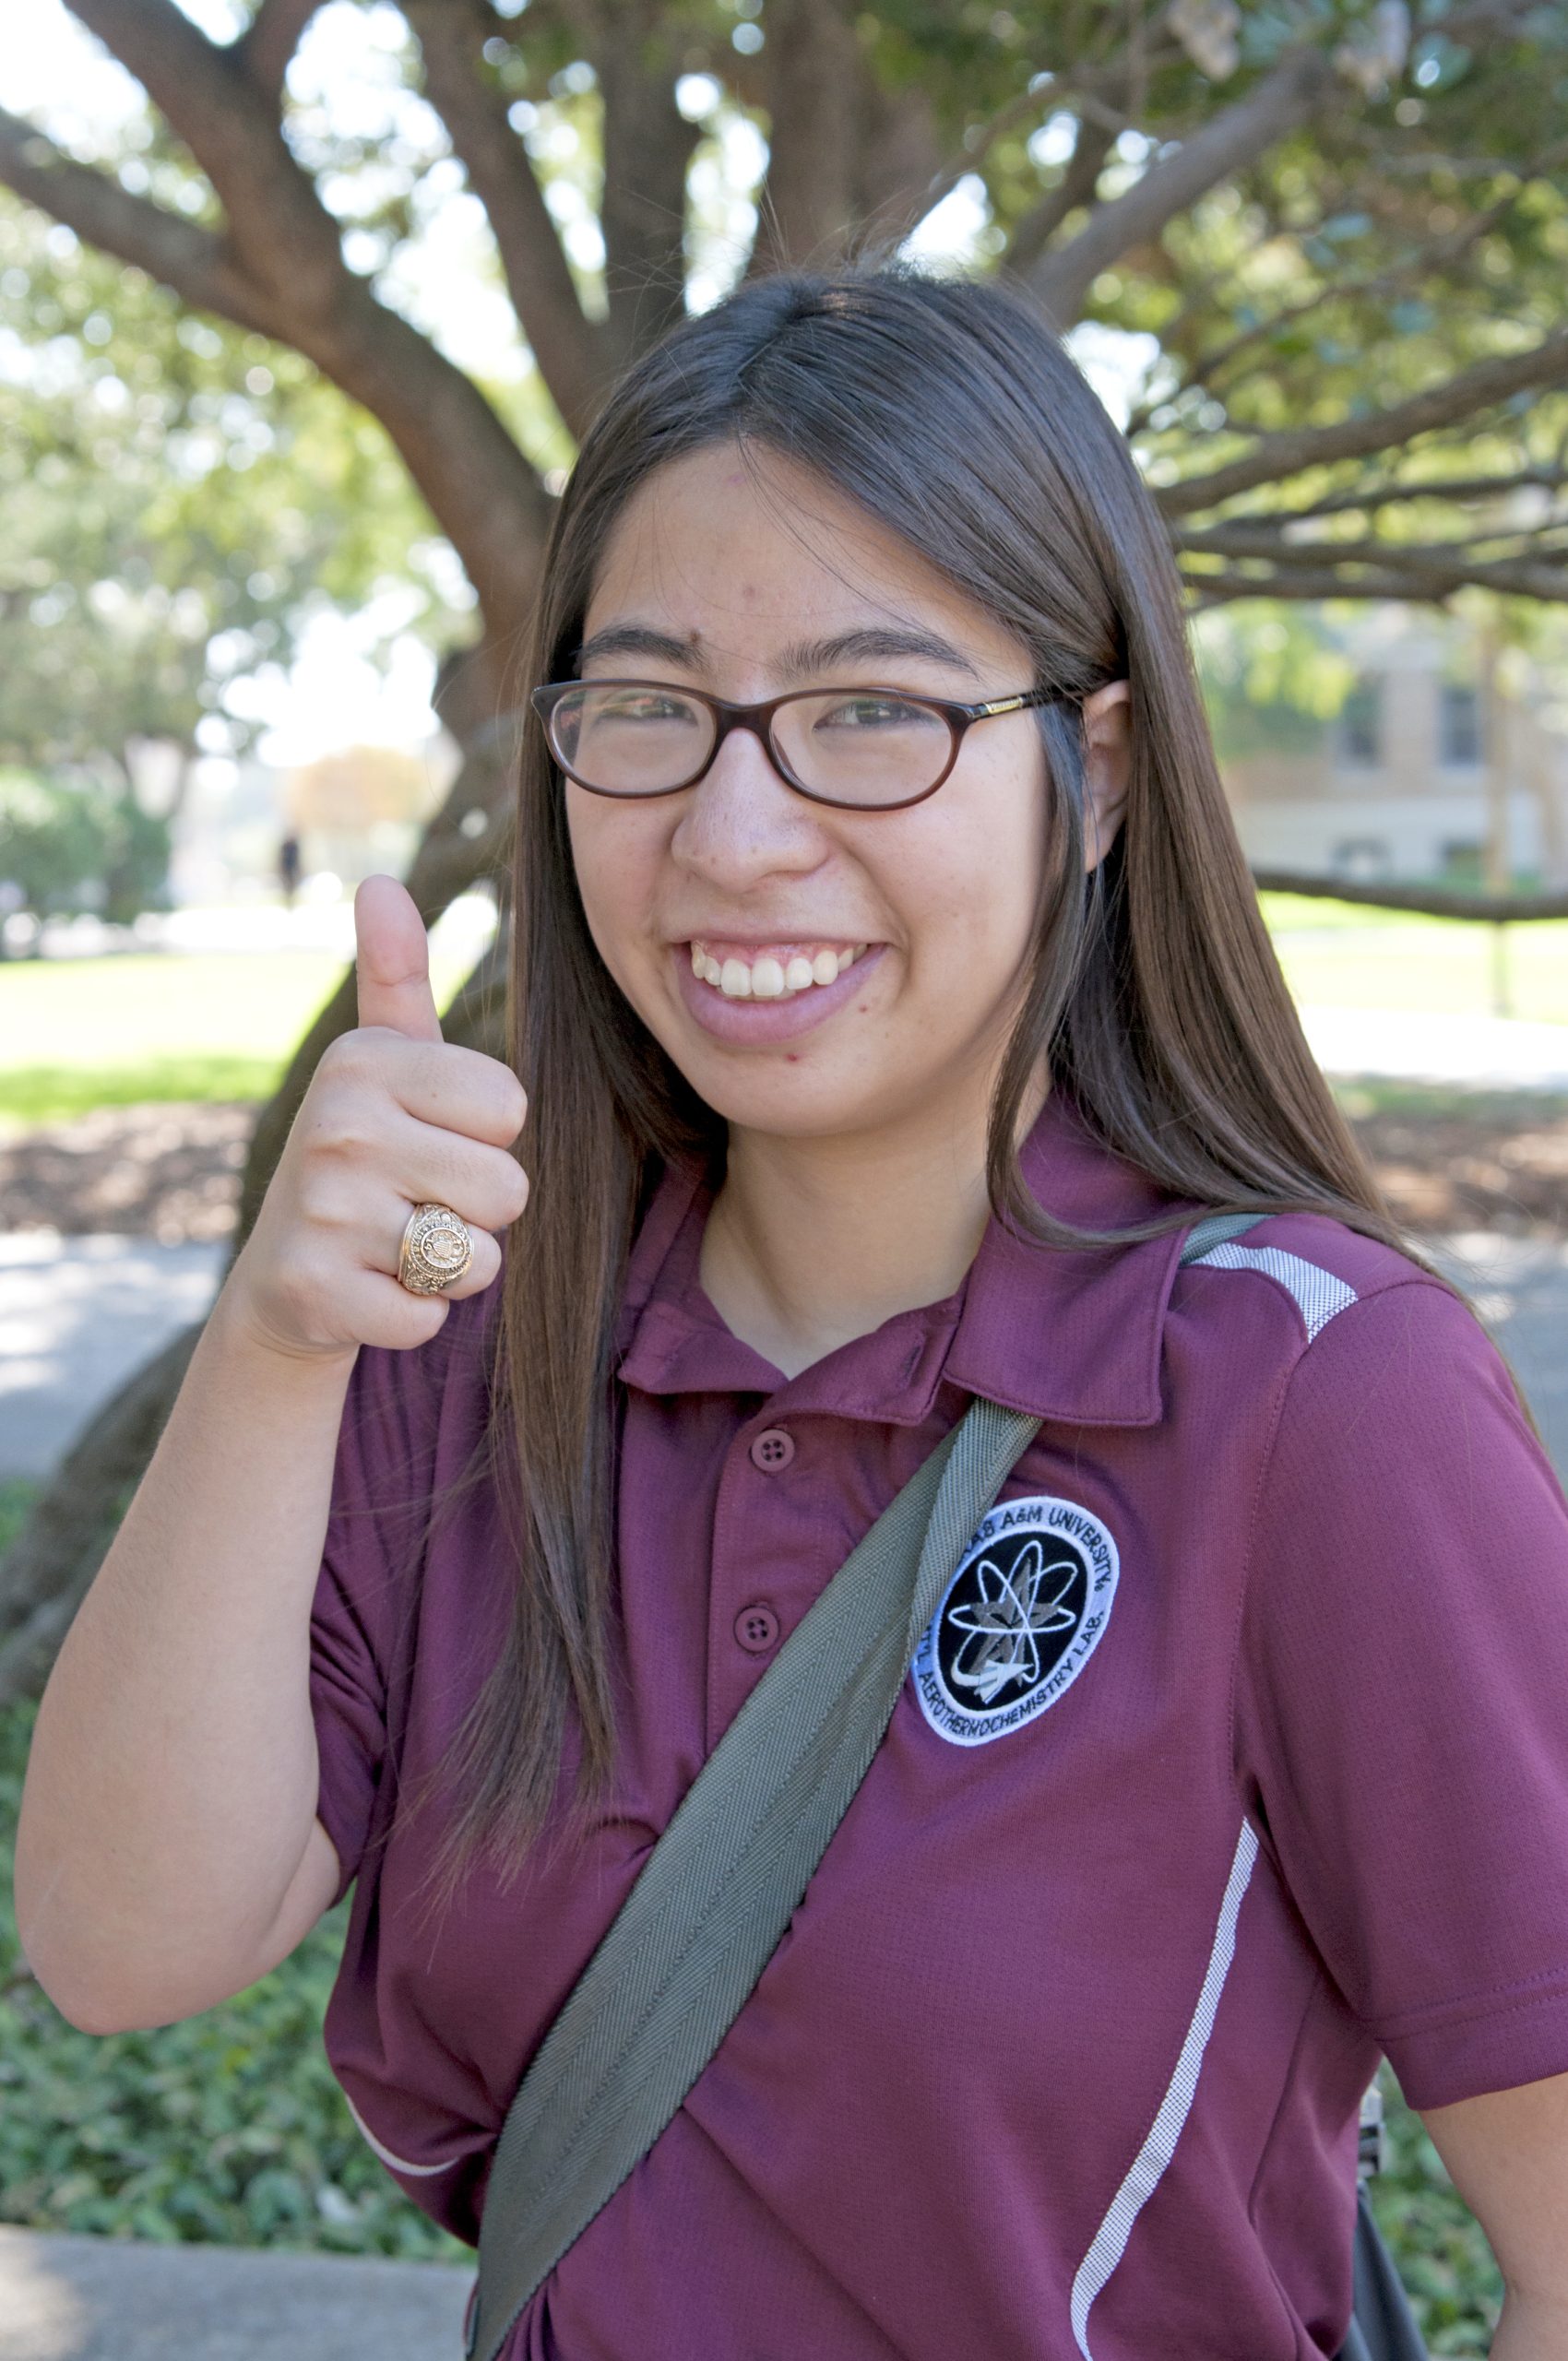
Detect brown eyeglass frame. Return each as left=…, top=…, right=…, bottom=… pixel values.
left=529, top=678, right=1072, bottom=812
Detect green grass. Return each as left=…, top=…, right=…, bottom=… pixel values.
left=0, top=945, right=482, bottom=1126
left=1260, top=895, right=1568, bottom=1028
left=0, top=903, right=1563, bottom=1128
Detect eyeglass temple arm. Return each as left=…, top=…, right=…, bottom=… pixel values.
left=968, top=689, right=1063, bottom=718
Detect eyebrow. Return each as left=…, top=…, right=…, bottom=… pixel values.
left=574, top=621, right=984, bottom=684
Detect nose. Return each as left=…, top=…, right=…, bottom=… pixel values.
left=669, top=718, right=826, bottom=890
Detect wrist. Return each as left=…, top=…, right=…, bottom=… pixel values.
left=206, top=1258, right=362, bottom=1384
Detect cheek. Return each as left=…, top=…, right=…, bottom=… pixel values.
left=902, top=772, right=1050, bottom=995
left=565, top=798, right=662, bottom=980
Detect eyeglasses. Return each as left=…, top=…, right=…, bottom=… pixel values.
left=529, top=677, right=1070, bottom=813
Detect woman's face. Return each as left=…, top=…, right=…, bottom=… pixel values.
left=565, top=443, right=1126, bottom=1150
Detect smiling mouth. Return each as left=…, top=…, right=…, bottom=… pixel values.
left=687, top=941, right=869, bottom=1001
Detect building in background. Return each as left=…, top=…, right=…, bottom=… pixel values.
left=1218, top=608, right=1568, bottom=887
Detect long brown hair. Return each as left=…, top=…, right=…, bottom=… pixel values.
left=443, top=264, right=1407, bottom=1879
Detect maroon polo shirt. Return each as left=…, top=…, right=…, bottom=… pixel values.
left=311, top=1093, right=1568, bottom=2359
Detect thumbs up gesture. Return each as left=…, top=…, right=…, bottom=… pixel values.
left=228, top=876, right=529, bottom=1360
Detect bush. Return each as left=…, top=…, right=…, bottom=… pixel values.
left=0, top=768, right=171, bottom=935
left=0, top=1482, right=463, bottom=2261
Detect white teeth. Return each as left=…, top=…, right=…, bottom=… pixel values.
left=691, top=943, right=867, bottom=999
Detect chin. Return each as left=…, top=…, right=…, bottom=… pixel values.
left=671, top=1051, right=911, bottom=1145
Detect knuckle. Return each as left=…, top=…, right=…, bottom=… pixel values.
left=293, top=1166, right=352, bottom=1230
left=317, top=1029, right=375, bottom=1087
left=299, top=1086, right=387, bottom=1171
left=499, top=1076, right=529, bottom=1136
left=501, top=1157, right=530, bottom=1224
left=471, top=1064, right=527, bottom=1142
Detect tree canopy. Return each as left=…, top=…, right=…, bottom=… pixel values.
left=0, top=186, right=465, bottom=796
left=1, top=0, right=1564, bottom=668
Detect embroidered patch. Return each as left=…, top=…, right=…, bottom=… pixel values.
left=911, top=1494, right=1119, bottom=1747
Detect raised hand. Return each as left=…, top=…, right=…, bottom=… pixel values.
left=227, top=874, right=529, bottom=1358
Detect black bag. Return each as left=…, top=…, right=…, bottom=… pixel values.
left=1336, top=2189, right=1429, bottom=2360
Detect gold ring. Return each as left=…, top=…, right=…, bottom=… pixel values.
left=398, top=1202, right=475, bottom=1295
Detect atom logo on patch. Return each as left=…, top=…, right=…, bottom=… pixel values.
left=911, top=1493, right=1119, bottom=1747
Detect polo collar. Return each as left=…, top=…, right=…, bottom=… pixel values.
left=614, top=1094, right=1185, bottom=1430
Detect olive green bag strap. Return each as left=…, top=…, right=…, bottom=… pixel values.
left=466, top=1215, right=1259, bottom=2361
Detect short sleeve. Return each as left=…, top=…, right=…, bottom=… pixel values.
left=1234, top=1276, right=1568, bottom=2110
left=310, top=1328, right=453, bottom=1903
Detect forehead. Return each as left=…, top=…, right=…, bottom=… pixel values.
left=580, top=442, right=1027, bottom=675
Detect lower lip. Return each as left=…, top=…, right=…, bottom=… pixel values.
left=672, top=946, right=885, bottom=1044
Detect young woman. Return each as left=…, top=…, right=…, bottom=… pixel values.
left=18, top=268, right=1568, bottom=2359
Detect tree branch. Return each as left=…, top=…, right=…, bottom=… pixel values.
left=581, top=0, right=697, bottom=363
left=1125, top=193, right=1518, bottom=437
left=1177, top=522, right=1568, bottom=564
left=750, top=0, right=861, bottom=272
left=48, top=0, right=552, bottom=639
left=1004, top=112, right=1120, bottom=279
left=1020, top=44, right=1339, bottom=327
left=851, top=75, right=944, bottom=255
left=1183, top=554, right=1568, bottom=604
left=1287, top=468, right=1568, bottom=521
left=0, top=108, right=272, bottom=330
left=402, top=0, right=612, bottom=441
left=1158, top=329, right=1568, bottom=517
left=232, top=0, right=326, bottom=102
left=67, top=0, right=345, bottom=313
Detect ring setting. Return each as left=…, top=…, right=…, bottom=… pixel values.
left=398, top=1202, right=475, bottom=1295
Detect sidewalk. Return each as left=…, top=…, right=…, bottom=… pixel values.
left=1301, top=1003, right=1568, bottom=1091
left=0, top=1232, right=225, bottom=1479
left=0, top=2225, right=469, bottom=2361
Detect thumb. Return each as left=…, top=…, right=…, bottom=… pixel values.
left=354, top=874, right=444, bottom=1043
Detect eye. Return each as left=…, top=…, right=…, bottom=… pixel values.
left=588, top=688, right=700, bottom=724
left=814, top=694, right=942, bottom=730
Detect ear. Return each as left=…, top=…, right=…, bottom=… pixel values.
left=1080, top=679, right=1131, bottom=875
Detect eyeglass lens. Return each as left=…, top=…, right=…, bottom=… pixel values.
left=548, top=683, right=956, bottom=807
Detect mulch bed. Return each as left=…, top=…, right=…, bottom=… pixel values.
left=1341, top=1091, right=1568, bottom=1238
left=0, top=1102, right=255, bottom=1244
left=2, top=1093, right=1566, bottom=1245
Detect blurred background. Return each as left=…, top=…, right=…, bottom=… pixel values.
left=2, top=1, right=1567, bottom=2352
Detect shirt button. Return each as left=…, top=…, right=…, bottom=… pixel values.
left=733, top=1602, right=780, bottom=1655
left=749, top=1426, right=796, bottom=1472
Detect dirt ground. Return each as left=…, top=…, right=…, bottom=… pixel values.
left=0, top=1103, right=254, bottom=1244
left=3, top=1091, right=1567, bottom=1246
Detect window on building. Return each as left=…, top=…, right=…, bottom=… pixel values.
left=1439, top=683, right=1483, bottom=768
left=1439, top=839, right=1483, bottom=885
left=1337, top=677, right=1384, bottom=765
